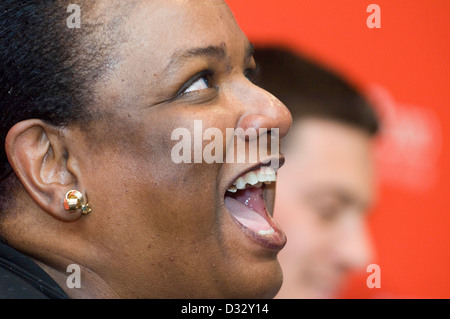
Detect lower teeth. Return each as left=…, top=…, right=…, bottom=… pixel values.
left=258, top=228, right=274, bottom=235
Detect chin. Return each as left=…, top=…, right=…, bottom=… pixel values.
left=217, top=255, right=284, bottom=299
left=248, top=261, right=284, bottom=299
left=259, top=263, right=284, bottom=299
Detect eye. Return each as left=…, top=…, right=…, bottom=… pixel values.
left=183, top=76, right=210, bottom=94
left=179, top=70, right=214, bottom=96
left=316, top=205, right=340, bottom=222
left=305, top=195, right=343, bottom=223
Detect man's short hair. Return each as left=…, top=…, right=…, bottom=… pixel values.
left=254, top=46, right=379, bottom=136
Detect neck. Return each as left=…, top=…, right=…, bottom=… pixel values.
left=33, top=259, right=121, bottom=299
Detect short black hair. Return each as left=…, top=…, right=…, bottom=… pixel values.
left=0, top=1, right=120, bottom=212
left=253, top=46, right=379, bottom=136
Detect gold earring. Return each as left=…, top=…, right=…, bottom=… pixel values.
left=64, top=190, right=91, bottom=215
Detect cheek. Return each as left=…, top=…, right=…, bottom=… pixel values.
left=83, top=117, right=218, bottom=229
left=116, top=110, right=232, bottom=230
left=275, top=183, right=330, bottom=257
left=274, top=172, right=305, bottom=232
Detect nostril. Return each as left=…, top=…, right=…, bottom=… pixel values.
left=237, top=114, right=268, bottom=133
left=237, top=111, right=290, bottom=141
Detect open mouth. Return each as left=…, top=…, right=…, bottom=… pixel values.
left=224, top=165, right=286, bottom=251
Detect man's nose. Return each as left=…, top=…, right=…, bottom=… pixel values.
left=334, top=215, right=374, bottom=272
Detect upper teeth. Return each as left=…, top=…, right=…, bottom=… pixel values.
left=227, top=167, right=277, bottom=193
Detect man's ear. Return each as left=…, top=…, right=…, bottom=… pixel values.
left=5, top=119, right=82, bottom=221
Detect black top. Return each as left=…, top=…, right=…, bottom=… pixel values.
left=0, top=237, right=69, bottom=299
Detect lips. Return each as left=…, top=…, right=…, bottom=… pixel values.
left=224, top=163, right=286, bottom=251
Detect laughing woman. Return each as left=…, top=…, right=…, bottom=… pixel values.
left=0, top=0, right=291, bottom=298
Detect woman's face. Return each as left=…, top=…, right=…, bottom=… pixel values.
left=70, top=0, right=291, bottom=298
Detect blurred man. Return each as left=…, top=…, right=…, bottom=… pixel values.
left=254, top=47, right=380, bottom=299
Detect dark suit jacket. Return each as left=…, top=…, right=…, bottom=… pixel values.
left=0, top=237, right=68, bottom=299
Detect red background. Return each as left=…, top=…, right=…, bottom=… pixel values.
left=226, top=0, right=450, bottom=298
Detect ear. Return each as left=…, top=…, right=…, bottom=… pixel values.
left=5, top=119, right=83, bottom=221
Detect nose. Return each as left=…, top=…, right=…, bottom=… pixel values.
left=333, top=215, right=374, bottom=272
left=231, top=80, right=292, bottom=139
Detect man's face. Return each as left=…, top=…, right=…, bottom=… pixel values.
left=274, top=118, right=375, bottom=299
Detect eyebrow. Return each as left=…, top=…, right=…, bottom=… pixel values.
left=163, top=42, right=255, bottom=74
left=306, top=187, right=370, bottom=213
left=183, top=45, right=227, bottom=60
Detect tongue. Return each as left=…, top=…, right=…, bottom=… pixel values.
left=224, top=187, right=273, bottom=233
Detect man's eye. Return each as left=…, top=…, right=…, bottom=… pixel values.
left=316, top=206, right=339, bottom=222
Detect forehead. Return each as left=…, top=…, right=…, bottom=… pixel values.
left=119, top=0, right=243, bottom=54
left=91, top=0, right=248, bottom=102
left=78, top=0, right=257, bottom=153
